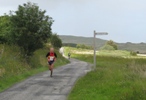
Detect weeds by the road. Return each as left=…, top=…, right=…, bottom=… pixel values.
left=0, top=44, right=69, bottom=92
left=68, top=53, right=146, bottom=100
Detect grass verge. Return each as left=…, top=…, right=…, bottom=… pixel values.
left=68, top=53, right=146, bottom=100
left=0, top=67, right=47, bottom=92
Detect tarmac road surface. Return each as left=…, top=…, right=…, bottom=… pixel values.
left=0, top=59, right=91, bottom=100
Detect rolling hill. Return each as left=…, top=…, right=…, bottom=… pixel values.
left=59, top=35, right=146, bottom=53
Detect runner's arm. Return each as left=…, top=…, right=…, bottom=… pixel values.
left=46, top=52, right=50, bottom=61
left=46, top=52, right=50, bottom=58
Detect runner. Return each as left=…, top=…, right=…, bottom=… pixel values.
left=68, top=52, right=71, bottom=59
left=46, top=48, right=57, bottom=77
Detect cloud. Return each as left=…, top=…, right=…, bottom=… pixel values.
left=1, top=0, right=146, bottom=14
left=0, top=0, right=146, bottom=42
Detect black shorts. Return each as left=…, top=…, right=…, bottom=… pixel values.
left=48, top=61, right=54, bottom=65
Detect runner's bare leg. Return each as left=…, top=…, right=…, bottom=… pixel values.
left=50, top=64, right=54, bottom=77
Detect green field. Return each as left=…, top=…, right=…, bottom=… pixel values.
left=65, top=47, right=146, bottom=58
left=65, top=47, right=146, bottom=100
left=0, top=44, right=69, bottom=92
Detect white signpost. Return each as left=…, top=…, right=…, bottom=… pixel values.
left=93, top=31, right=108, bottom=70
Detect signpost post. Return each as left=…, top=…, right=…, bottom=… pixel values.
left=93, top=31, right=108, bottom=70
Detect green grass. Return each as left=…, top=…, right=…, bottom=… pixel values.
left=97, top=50, right=130, bottom=57
left=66, top=47, right=146, bottom=100
left=0, top=44, right=69, bottom=92
left=0, top=67, right=47, bottom=92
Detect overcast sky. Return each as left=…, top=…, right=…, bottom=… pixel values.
left=0, top=0, right=146, bottom=43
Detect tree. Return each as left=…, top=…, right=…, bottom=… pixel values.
left=9, top=2, right=53, bottom=56
left=106, top=40, right=118, bottom=50
left=0, top=15, right=11, bottom=43
left=50, top=34, right=62, bottom=48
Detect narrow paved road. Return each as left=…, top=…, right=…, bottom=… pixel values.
left=0, top=59, right=91, bottom=100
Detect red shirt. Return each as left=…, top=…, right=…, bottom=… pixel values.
left=46, top=52, right=57, bottom=61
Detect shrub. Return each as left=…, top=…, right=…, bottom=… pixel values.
left=100, top=44, right=115, bottom=50
left=76, top=44, right=93, bottom=49
left=137, top=51, right=139, bottom=54
left=130, top=51, right=137, bottom=56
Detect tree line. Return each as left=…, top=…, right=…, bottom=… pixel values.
left=0, top=2, right=62, bottom=57
left=62, top=40, right=118, bottom=50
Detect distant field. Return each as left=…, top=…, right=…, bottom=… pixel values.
left=65, top=47, right=146, bottom=100
left=59, top=35, right=146, bottom=53
left=64, top=47, right=146, bottom=59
